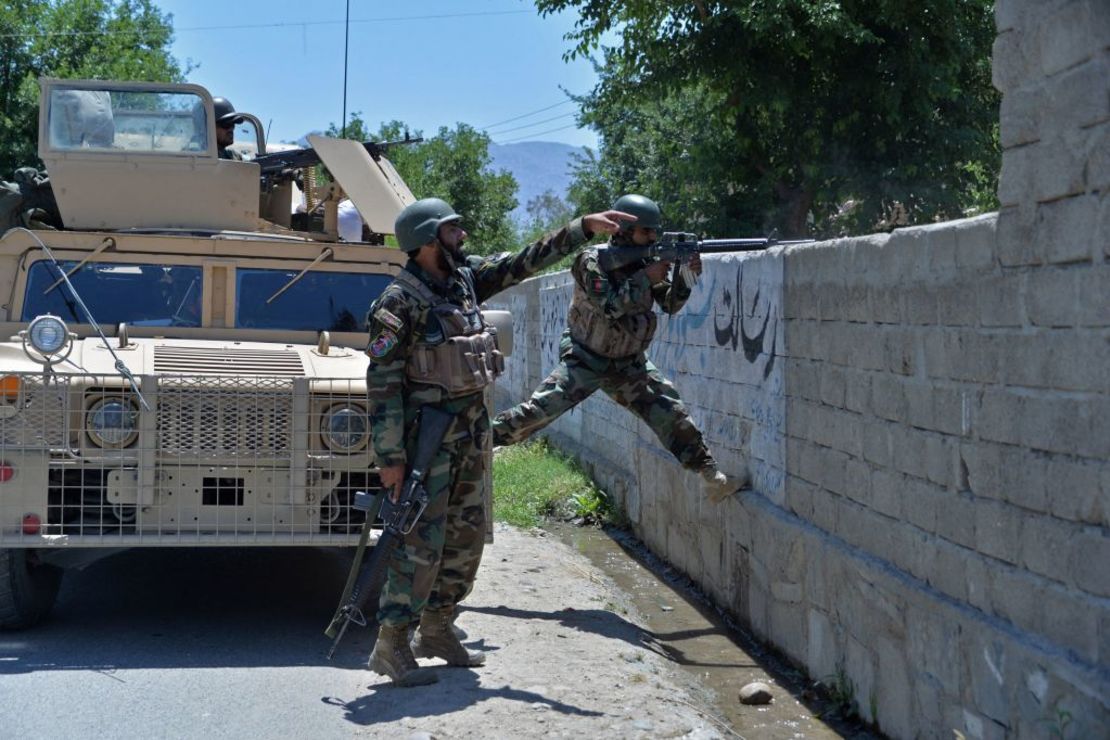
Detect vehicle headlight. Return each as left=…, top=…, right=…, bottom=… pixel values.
left=322, top=405, right=368, bottom=452
left=27, top=315, right=69, bottom=356
left=87, top=398, right=139, bottom=448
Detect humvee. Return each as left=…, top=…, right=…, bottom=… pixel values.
left=0, top=78, right=508, bottom=628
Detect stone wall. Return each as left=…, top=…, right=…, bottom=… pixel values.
left=489, top=1, right=1108, bottom=736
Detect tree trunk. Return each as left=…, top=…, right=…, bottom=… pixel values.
left=773, top=181, right=814, bottom=239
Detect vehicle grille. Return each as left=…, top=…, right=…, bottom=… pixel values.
left=0, top=375, right=67, bottom=449
left=153, top=345, right=306, bottom=376
left=157, top=377, right=294, bottom=460
left=0, top=372, right=380, bottom=546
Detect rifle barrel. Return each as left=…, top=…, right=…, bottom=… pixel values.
left=696, top=238, right=773, bottom=252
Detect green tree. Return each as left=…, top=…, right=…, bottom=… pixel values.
left=539, top=0, right=1000, bottom=237
left=523, top=189, right=573, bottom=236
left=0, top=0, right=184, bottom=176
left=327, top=114, right=519, bottom=256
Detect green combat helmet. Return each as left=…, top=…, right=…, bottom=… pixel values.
left=612, top=193, right=662, bottom=233
left=394, top=197, right=462, bottom=253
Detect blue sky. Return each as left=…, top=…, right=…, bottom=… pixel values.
left=154, top=0, right=603, bottom=150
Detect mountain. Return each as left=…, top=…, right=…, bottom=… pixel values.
left=488, top=141, right=587, bottom=224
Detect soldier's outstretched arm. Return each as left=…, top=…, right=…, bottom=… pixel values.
left=469, top=210, right=634, bottom=302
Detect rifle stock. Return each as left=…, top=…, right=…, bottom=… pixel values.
left=324, top=405, right=454, bottom=658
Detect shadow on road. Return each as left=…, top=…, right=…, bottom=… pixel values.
left=464, top=603, right=759, bottom=670
left=324, top=668, right=604, bottom=725
left=0, top=546, right=378, bottom=673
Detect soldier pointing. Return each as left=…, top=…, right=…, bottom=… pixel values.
left=364, top=197, right=633, bottom=686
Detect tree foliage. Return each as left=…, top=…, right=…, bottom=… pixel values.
left=328, top=114, right=519, bottom=256
left=0, top=0, right=184, bottom=176
left=539, top=0, right=1000, bottom=237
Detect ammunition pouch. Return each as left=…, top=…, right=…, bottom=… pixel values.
left=396, top=267, right=504, bottom=398
left=567, top=281, right=657, bottom=359
left=406, top=329, right=503, bottom=397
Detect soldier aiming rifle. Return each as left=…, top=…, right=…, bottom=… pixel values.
left=493, top=194, right=775, bottom=502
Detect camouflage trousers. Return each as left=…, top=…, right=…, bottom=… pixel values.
left=491, top=338, right=715, bottom=474
left=376, top=413, right=488, bottom=628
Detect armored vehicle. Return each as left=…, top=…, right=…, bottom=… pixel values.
left=0, top=79, right=508, bottom=628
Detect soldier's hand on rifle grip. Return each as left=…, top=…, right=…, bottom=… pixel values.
left=687, top=253, right=703, bottom=278
left=582, top=210, right=637, bottom=237
left=379, top=464, right=405, bottom=503
left=644, top=259, right=672, bottom=284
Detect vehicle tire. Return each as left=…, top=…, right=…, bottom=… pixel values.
left=0, top=548, right=63, bottom=629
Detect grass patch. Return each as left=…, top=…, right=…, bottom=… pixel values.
left=492, top=439, right=617, bottom=528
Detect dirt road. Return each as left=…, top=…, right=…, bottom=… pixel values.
left=339, top=523, right=868, bottom=738
left=340, top=523, right=724, bottom=737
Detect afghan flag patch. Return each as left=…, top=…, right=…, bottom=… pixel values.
left=368, top=329, right=398, bottom=358
left=592, top=276, right=605, bottom=294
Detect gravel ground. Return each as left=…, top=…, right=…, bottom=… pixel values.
left=339, top=523, right=727, bottom=738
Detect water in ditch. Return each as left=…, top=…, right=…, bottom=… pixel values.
left=548, top=522, right=883, bottom=739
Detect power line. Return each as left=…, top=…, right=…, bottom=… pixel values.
left=496, top=123, right=580, bottom=144
left=485, top=111, right=576, bottom=135
left=477, top=99, right=575, bottom=130
left=0, top=9, right=533, bottom=39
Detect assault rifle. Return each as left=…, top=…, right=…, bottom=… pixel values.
left=254, top=135, right=423, bottom=178
left=324, top=405, right=454, bottom=659
left=597, top=231, right=815, bottom=278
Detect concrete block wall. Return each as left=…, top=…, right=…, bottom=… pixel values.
left=488, top=1, right=1108, bottom=736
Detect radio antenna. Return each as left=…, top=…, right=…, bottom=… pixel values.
left=341, top=0, right=350, bottom=139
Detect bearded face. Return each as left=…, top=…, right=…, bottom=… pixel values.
left=436, top=222, right=468, bottom=269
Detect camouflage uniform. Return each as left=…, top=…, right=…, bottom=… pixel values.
left=491, top=237, right=717, bottom=475
left=365, top=219, right=591, bottom=628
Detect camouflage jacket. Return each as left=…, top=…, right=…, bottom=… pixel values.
left=564, top=238, right=695, bottom=360
left=571, top=240, right=693, bottom=321
left=365, top=218, right=590, bottom=467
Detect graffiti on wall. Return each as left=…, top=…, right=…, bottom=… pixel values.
left=538, top=278, right=572, bottom=376
left=651, top=260, right=780, bottom=381
left=712, top=264, right=778, bottom=380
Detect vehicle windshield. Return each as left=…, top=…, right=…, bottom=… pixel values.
left=23, top=261, right=204, bottom=327
left=47, top=87, right=207, bottom=154
left=23, top=261, right=390, bottom=332
left=236, top=268, right=390, bottom=332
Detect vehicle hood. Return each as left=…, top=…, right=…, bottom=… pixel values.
left=0, top=336, right=369, bottom=381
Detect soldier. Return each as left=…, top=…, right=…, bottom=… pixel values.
left=491, top=194, right=749, bottom=502
left=365, top=197, right=633, bottom=686
left=212, top=97, right=244, bottom=160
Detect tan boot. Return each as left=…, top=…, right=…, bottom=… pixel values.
left=368, top=624, right=439, bottom=687
left=450, top=609, right=468, bottom=641
left=411, top=608, right=486, bottom=667
left=703, top=465, right=751, bottom=503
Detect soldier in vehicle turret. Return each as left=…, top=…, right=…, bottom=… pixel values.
left=363, top=197, right=633, bottom=686
left=212, top=97, right=245, bottom=161
left=491, top=194, right=750, bottom=503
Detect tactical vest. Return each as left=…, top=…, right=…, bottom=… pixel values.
left=394, top=268, right=504, bottom=397
left=567, top=264, right=657, bottom=359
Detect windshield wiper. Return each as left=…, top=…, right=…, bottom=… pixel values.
left=42, top=237, right=115, bottom=295
left=265, top=247, right=333, bottom=304
left=16, top=228, right=150, bottom=410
